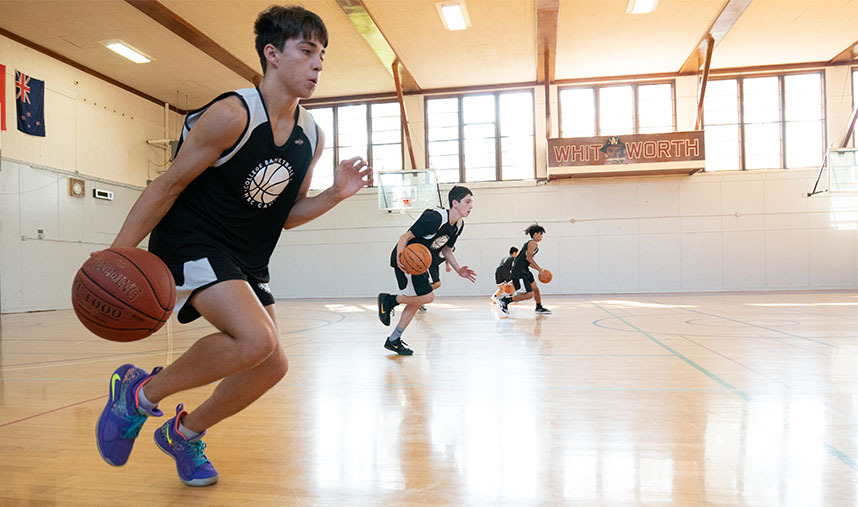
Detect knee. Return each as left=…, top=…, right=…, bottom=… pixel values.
left=267, top=350, right=289, bottom=383
left=424, top=292, right=436, bottom=304
left=237, top=324, right=280, bottom=367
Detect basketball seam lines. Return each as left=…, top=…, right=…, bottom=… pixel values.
left=109, top=250, right=174, bottom=312
left=77, top=269, right=167, bottom=324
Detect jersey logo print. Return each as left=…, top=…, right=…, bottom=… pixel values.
left=243, top=158, right=293, bottom=209
left=430, top=235, right=450, bottom=250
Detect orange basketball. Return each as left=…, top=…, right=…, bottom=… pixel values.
left=400, top=243, right=432, bottom=275
left=71, top=247, right=176, bottom=342
left=504, top=282, right=514, bottom=294
left=538, top=269, right=552, bottom=284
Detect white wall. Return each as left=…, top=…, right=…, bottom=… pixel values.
left=269, top=170, right=858, bottom=300
left=0, top=34, right=179, bottom=312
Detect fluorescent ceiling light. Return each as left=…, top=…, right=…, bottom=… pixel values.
left=626, top=0, right=659, bottom=14
left=100, top=39, right=152, bottom=63
left=436, top=1, right=471, bottom=31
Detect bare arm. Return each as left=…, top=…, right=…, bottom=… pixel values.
left=111, top=97, right=247, bottom=248
left=442, top=245, right=476, bottom=283
left=283, top=128, right=373, bottom=229
left=395, top=231, right=416, bottom=272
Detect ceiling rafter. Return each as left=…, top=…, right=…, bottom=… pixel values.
left=829, top=39, right=858, bottom=64
left=535, top=0, right=559, bottom=84
left=125, top=0, right=261, bottom=85
left=679, top=0, right=753, bottom=74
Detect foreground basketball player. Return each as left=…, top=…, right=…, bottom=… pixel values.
left=377, top=186, right=476, bottom=354
left=498, top=224, right=551, bottom=315
left=95, top=6, right=371, bottom=486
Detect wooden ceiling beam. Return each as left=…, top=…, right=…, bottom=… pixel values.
left=679, top=0, right=753, bottom=74
left=829, top=39, right=858, bottom=64
left=125, top=0, right=261, bottom=85
left=536, top=0, right=559, bottom=84
left=333, top=0, right=420, bottom=92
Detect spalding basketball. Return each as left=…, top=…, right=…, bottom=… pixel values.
left=400, top=243, right=432, bottom=275
left=538, top=269, right=552, bottom=284
left=72, top=247, right=176, bottom=342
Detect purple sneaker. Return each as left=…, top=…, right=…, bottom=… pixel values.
left=154, top=404, right=219, bottom=487
left=96, top=364, right=163, bottom=466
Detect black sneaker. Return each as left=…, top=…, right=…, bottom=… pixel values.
left=378, top=293, right=395, bottom=326
left=535, top=306, right=552, bottom=314
left=384, top=337, right=413, bottom=355
left=418, top=305, right=427, bottom=312
left=497, top=295, right=511, bottom=315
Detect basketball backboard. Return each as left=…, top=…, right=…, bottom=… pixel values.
left=377, top=169, right=442, bottom=213
left=828, top=148, right=858, bottom=192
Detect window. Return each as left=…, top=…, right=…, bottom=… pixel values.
left=558, top=82, right=675, bottom=138
left=306, top=102, right=403, bottom=190
left=703, top=72, right=824, bottom=171
left=426, top=90, right=534, bottom=183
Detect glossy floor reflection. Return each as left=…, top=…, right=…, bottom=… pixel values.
left=2, top=292, right=858, bottom=505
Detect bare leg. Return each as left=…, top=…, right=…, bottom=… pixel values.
left=394, top=292, right=434, bottom=330
left=142, top=280, right=282, bottom=430
left=182, top=305, right=287, bottom=432
left=511, top=292, right=533, bottom=303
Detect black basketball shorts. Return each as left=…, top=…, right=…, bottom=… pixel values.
left=394, top=264, right=433, bottom=297
left=511, top=270, right=534, bottom=294
left=163, top=255, right=275, bottom=323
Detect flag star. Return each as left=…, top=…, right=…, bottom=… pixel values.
left=26, top=112, right=31, bottom=117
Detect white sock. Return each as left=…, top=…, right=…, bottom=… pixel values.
left=178, top=420, right=202, bottom=440
left=136, top=386, right=158, bottom=414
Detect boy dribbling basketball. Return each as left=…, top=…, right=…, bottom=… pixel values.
left=377, top=186, right=476, bottom=354
left=95, top=6, right=371, bottom=486
left=498, top=224, right=551, bottom=315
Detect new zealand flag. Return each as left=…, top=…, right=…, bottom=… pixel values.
left=16, top=70, right=45, bottom=137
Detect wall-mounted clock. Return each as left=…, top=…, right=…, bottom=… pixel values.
left=69, top=178, right=85, bottom=198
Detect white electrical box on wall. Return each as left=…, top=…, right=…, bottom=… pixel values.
left=93, top=188, right=114, bottom=200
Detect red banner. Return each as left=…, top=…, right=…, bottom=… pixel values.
left=1, top=64, right=5, bottom=131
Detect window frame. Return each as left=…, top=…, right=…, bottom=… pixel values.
left=704, top=70, right=827, bottom=170
left=424, top=88, right=537, bottom=183
left=557, top=80, right=677, bottom=138
left=305, top=100, right=404, bottom=188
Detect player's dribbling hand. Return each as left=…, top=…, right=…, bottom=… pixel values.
left=332, top=156, right=373, bottom=199
left=457, top=266, right=476, bottom=283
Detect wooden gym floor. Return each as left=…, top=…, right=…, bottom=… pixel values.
left=2, top=292, right=858, bottom=505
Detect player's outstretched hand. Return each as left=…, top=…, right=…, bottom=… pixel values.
left=457, top=266, right=476, bottom=283
left=333, top=156, right=373, bottom=199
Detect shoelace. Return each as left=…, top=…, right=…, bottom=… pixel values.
left=188, top=440, right=210, bottom=466
left=121, top=411, right=147, bottom=439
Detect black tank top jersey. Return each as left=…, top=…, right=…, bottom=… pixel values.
left=390, top=208, right=464, bottom=268
left=149, top=87, right=318, bottom=278
left=495, top=255, right=515, bottom=279
left=512, top=240, right=538, bottom=275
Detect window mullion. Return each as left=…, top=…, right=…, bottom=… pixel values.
left=738, top=79, right=746, bottom=170
left=779, top=75, right=786, bottom=169
left=367, top=103, right=373, bottom=170
left=495, top=93, right=502, bottom=181
left=458, top=96, right=465, bottom=183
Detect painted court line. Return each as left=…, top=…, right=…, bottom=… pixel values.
left=592, top=301, right=858, bottom=473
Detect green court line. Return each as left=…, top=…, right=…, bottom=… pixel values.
left=824, top=443, right=858, bottom=471
left=593, top=301, right=858, bottom=473
left=677, top=306, right=834, bottom=347
left=591, top=302, right=751, bottom=402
